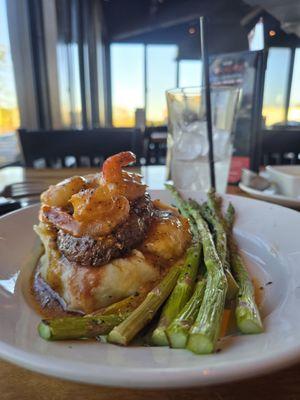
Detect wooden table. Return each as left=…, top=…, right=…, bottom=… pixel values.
left=0, top=166, right=168, bottom=193
left=0, top=165, right=242, bottom=194
left=0, top=166, right=299, bottom=400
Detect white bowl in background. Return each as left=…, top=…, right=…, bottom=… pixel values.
left=266, top=165, right=300, bottom=198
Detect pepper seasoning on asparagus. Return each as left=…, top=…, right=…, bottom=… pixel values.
left=226, top=203, right=263, bottom=334
left=38, top=314, right=127, bottom=341
left=89, top=292, right=146, bottom=317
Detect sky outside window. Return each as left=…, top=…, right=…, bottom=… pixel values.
left=288, top=48, right=300, bottom=123
left=262, top=47, right=291, bottom=127
left=57, top=42, right=82, bottom=128
left=111, top=43, right=144, bottom=127
left=248, top=18, right=264, bottom=51
left=0, top=0, right=20, bottom=134
left=179, top=60, right=202, bottom=87
left=57, top=43, right=72, bottom=127
left=146, top=44, right=177, bottom=126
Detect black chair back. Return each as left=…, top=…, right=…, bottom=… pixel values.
left=18, top=128, right=143, bottom=168
left=144, top=126, right=167, bottom=165
left=260, top=129, right=300, bottom=166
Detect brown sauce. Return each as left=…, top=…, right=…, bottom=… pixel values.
left=29, top=258, right=82, bottom=318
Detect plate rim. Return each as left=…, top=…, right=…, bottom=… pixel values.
left=239, top=182, right=300, bottom=206
left=1, top=339, right=300, bottom=388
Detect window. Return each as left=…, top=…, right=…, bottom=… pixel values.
left=146, top=45, right=177, bottom=126
left=262, top=48, right=291, bottom=127
left=179, top=60, right=202, bottom=87
left=110, top=43, right=178, bottom=127
left=56, top=42, right=82, bottom=128
left=111, top=44, right=145, bottom=127
left=0, top=0, right=20, bottom=134
left=288, top=48, right=300, bottom=124
left=248, top=18, right=264, bottom=51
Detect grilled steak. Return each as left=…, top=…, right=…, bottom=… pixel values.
left=56, top=193, right=154, bottom=267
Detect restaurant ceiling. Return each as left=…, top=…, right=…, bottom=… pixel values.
left=101, top=0, right=253, bottom=55
left=244, top=0, right=300, bottom=37
left=102, top=0, right=253, bottom=41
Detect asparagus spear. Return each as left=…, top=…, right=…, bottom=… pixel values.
left=166, top=278, right=206, bottom=348
left=89, top=292, right=145, bottom=317
left=151, top=244, right=201, bottom=346
left=39, top=293, right=145, bottom=341
left=226, top=203, right=263, bottom=334
left=186, top=200, right=228, bottom=354
left=202, top=191, right=239, bottom=301
left=150, top=183, right=202, bottom=346
left=38, top=314, right=126, bottom=341
left=107, top=263, right=181, bottom=345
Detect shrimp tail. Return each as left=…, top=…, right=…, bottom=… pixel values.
left=103, top=151, right=136, bottom=183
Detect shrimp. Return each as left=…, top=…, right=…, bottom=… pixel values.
left=102, top=151, right=146, bottom=201
left=39, top=151, right=146, bottom=236
left=103, top=151, right=136, bottom=183
left=40, top=185, right=130, bottom=238
left=40, top=198, right=129, bottom=238
left=41, top=176, right=87, bottom=207
left=70, top=186, right=129, bottom=224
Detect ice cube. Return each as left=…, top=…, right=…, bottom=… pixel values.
left=173, top=121, right=208, bottom=161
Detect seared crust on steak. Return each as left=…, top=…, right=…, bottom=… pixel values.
left=56, top=194, right=154, bottom=267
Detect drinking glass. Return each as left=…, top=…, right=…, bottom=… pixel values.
left=166, top=86, right=240, bottom=193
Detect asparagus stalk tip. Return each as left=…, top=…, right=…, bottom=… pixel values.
left=166, top=278, right=206, bottom=349
left=187, top=333, right=214, bottom=354
left=38, top=314, right=126, bottom=341
left=38, top=321, right=52, bottom=340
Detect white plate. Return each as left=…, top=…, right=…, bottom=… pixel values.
left=239, top=182, right=300, bottom=210
left=1, top=190, right=300, bottom=388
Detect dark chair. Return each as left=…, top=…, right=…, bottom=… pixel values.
left=144, top=126, right=168, bottom=165
left=18, top=128, right=143, bottom=168
left=259, top=129, right=300, bottom=167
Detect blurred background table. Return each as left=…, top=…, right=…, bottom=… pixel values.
left=0, top=165, right=242, bottom=198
